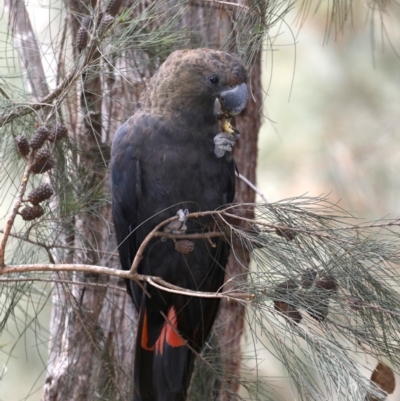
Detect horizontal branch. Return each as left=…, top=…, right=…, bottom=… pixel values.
left=0, top=229, right=118, bottom=256
left=129, top=210, right=225, bottom=274
left=0, top=276, right=125, bottom=292
left=1, top=263, right=253, bottom=301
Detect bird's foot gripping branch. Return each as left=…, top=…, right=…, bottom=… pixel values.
left=214, top=129, right=240, bottom=158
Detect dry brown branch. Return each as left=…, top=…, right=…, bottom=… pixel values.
left=0, top=277, right=125, bottom=292
left=236, top=172, right=269, bottom=203
left=156, top=231, right=224, bottom=240
left=222, top=210, right=400, bottom=237
left=0, top=160, right=33, bottom=267
left=129, top=210, right=223, bottom=274
left=0, top=229, right=119, bottom=257
left=56, top=17, right=69, bottom=87
left=147, top=277, right=252, bottom=302
left=128, top=206, right=400, bottom=280
left=201, top=0, right=249, bottom=10
left=0, top=263, right=253, bottom=301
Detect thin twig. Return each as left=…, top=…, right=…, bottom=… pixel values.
left=129, top=210, right=221, bottom=274
left=0, top=263, right=252, bottom=301
left=0, top=277, right=125, bottom=292
left=0, top=230, right=118, bottom=256
left=156, top=231, right=224, bottom=240
left=148, top=278, right=252, bottom=301
left=201, top=0, right=249, bottom=10
left=219, top=210, right=400, bottom=243
left=362, top=304, right=400, bottom=319
left=56, top=16, right=69, bottom=87
left=0, top=160, right=33, bottom=267
left=236, top=172, right=268, bottom=203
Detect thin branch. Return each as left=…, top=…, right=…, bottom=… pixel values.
left=236, top=172, right=268, bottom=203
left=129, top=210, right=222, bottom=274
left=221, top=210, right=400, bottom=239
left=130, top=206, right=400, bottom=276
left=156, top=231, right=224, bottom=240
left=0, top=277, right=126, bottom=292
left=0, top=263, right=253, bottom=301
left=201, top=0, right=249, bottom=10
left=56, top=16, right=69, bottom=87
left=148, top=277, right=252, bottom=302
left=0, top=229, right=118, bottom=257
left=362, top=304, right=400, bottom=319
left=0, top=160, right=33, bottom=267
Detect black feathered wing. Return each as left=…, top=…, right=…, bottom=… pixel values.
left=111, top=114, right=235, bottom=401
left=111, top=119, right=143, bottom=309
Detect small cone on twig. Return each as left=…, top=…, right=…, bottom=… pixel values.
left=275, top=223, right=297, bottom=241
left=76, top=27, right=89, bottom=49
left=274, top=301, right=302, bottom=324
left=306, top=301, right=329, bottom=322
left=303, top=274, right=337, bottom=322
left=48, top=124, right=68, bottom=142
left=15, top=136, right=30, bottom=156
left=20, top=205, right=44, bottom=221
left=368, top=362, right=396, bottom=401
left=175, top=240, right=195, bottom=254
left=27, top=183, right=54, bottom=205
left=105, top=0, right=124, bottom=16
left=29, top=127, right=50, bottom=149
left=301, top=268, right=317, bottom=289
left=277, top=278, right=298, bottom=292
left=31, top=148, right=55, bottom=174
left=76, top=16, right=93, bottom=49
left=348, top=297, right=362, bottom=311
left=316, top=275, right=338, bottom=293
left=33, top=148, right=51, bottom=164
left=98, top=13, right=114, bottom=36
left=273, top=279, right=301, bottom=324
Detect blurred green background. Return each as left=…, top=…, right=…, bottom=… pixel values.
left=1, top=1, right=400, bottom=400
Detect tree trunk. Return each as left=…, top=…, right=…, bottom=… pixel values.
left=41, top=1, right=262, bottom=400
left=214, top=54, right=262, bottom=400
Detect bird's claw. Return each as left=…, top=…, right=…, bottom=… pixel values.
left=163, top=209, right=189, bottom=235
left=214, top=130, right=240, bottom=158
left=177, top=208, right=189, bottom=223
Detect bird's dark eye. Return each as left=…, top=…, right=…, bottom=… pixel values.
left=209, top=75, right=219, bottom=84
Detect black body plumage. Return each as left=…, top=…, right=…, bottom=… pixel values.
left=111, top=49, right=247, bottom=401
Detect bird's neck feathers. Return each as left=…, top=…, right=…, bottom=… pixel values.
left=139, top=72, right=218, bottom=132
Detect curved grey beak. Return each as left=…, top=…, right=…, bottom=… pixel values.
left=219, top=82, right=248, bottom=116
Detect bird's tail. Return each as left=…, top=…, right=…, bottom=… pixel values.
left=134, top=303, right=195, bottom=401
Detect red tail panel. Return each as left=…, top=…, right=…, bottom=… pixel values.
left=140, top=310, right=155, bottom=351
left=155, top=307, right=186, bottom=355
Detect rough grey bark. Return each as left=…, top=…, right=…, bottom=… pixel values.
left=40, top=1, right=262, bottom=400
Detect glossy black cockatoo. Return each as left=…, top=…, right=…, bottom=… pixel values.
left=111, top=48, right=248, bottom=401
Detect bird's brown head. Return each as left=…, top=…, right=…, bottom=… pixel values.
left=140, top=48, right=248, bottom=126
